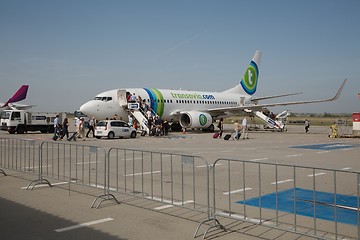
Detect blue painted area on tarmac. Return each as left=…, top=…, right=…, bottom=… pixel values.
left=237, top=188, right=360, bottom=225
left=290, top=143, right=359, bottom=150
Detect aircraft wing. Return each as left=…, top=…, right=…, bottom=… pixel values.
left=206, top=79, right=347, bottom=116
left=8, top=103, right=35, bottom=110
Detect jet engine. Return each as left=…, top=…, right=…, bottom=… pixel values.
left=179, top=111, right=212, bottom=129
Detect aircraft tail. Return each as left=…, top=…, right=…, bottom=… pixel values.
left=222, top=51, right=261, bottom=95
left=3, top=85, right=29, bottom=107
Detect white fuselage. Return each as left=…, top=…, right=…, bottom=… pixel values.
left=80, top=88, right=253, bottom=121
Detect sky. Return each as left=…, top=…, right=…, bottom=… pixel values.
left=0, top=0, right=359, bottom=114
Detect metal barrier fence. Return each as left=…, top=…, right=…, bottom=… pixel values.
left=106, top=148, right=210, bottom=216
left=2, top=137, right=360, bottom=239
left=39, top=141, right=107, bottom=191
left=195, top=158, right=360, bottom=240
left=0, top=138, right=40, bottom=177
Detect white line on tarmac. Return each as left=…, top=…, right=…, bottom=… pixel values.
left=316, top=151, right=330, bottom=154
left=341, top=148, right=352, bottom=151
left=340, top=167, right=351, bottom=171
left=307, top=172, right=326, bottom=177
left=271, top=179, right=293, bottom=185
left=197, top=163, right=222, bottom=168
left=250, top=158, right=269, bottom=161
left=154, top=205, right=174, bottom=210
left=25, top=165, right=52, bottom=170
left=76, top=161, right=100, bottom=165
left=285, top=154, right=303, bottom=158
left=147, top=197, right=194, bottom=210
left=223, top=188, right=252, bottom=195
left=21, top=182, right=69, bottom=190
left=124, top=170, right=161, bottom=177
left=55, top=218, right=114, bottom=232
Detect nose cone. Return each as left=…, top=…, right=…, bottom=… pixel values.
left=79, top=101, right=94, bottom=117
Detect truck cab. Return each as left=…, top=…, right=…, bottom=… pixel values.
left=1, top=110, right=65, bottom=134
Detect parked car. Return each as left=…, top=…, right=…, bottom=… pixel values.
left=95, top=120, right=137, bottom=139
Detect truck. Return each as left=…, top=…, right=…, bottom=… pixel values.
left=0, top=110, right=66, bottom=134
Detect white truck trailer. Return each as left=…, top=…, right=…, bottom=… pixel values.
left=0, top=110, right=66, bottom=134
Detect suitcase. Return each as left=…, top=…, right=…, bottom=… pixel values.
left=235, top=132, right=241, bottom=140
left=68, top=132, right=78, bottom=141
left=213, top=132, right=219, bottom=138
left=223, top=134, right=231, bottom=140
left=52, top=135, right=59, bottom=141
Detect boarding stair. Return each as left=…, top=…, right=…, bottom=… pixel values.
left=253, top=110, right=289, bottom=131
left=127, top=103, right=150, bottom=135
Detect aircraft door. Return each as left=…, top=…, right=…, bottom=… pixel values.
left=239, top=97, right=245, bottom=106
left=117, top=90, right=128, bottom=108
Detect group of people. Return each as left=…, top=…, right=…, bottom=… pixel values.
left=216, top=116, right=250, bottom=140
left=53, top=115, right=97, bottom=141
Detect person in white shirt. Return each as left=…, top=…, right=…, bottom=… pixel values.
left=241, top=116, right=249, bottom=139
left=53, top=115, right=60, bottom=138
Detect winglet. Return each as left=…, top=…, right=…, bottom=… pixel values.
left=3, top=85, right=29, bottom=107
left=328, top=79, right=347, bottom=101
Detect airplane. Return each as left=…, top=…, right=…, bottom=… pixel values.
left=79, top=51, right=347, bottom=132
left=0, top=85, right=31, bottom=115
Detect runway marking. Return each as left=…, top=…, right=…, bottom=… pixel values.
left=217, top=212, right=264, bottom=225
left=197, top=163, right=222, bottom=168
left=341, top=148, right=352, bottom=151
left=237, top=188, right=360, bottom=226
left=223, top=188, right=252, bottom=195
left=148, top=197, right=194, bottom=210
left=25, top=165, right=52, bottom=170
left=285, top=154, right=302, bottom=158
left=250, top=158, right=268, bottom=161
left=271, top=179, right=293, bottom=185
left=316, top=151, right=330, bottom=154
left=154, top=205, right=174, bottom=210
left=55, top=218, right=114, bottom=232
left=340, top=167, right=351, bottom=171
left=76, top=161, right=100, bottom=165
left=21, top=181, right=68, bottom=190
left=307, top=172, right=326, bottom=177
left=124, top=170, right=161, bottom=177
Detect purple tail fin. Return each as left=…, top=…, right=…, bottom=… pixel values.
left=3, top=85, right=29, bottom=107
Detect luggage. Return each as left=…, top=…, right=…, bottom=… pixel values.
left=223, top=134, right=231, bottom=140
left=213, top=132, right=219, bottom=138
left=68, top=132, right=78, bottom=141
left=52, top=135, right=59, bottom=141
left=235, top=132, right=241, bottom=140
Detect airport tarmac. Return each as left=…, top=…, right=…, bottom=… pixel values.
left=1, top=125, right=359, bottom=240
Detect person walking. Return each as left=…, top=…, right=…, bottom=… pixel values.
left=241, top=116, right=249, bottom=139
left=77, top=118, right=86, bottom=140
left=53, top=114, right=61, bottom=139
left=60, top=118, right=69, bottom=140
left=217, top=118, right=224, bottom=138
left=86, top=117, right=96, bottom=138
left=304, top=119, right=310, bottom=133
left=232, top=120, right=240, bottom=140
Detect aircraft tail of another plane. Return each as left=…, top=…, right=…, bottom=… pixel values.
left=3, top=85, right=29, bottom=107
left=222, top=51, right=261, bottom=95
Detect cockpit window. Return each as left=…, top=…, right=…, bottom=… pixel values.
left=94, top=97, right=112, bottom=102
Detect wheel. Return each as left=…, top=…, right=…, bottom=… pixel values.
left=17, top=126, right=26, bottom=134
left=107, top=132, right=115, bottom=139
left=130, top=131, right=137, bottom=138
